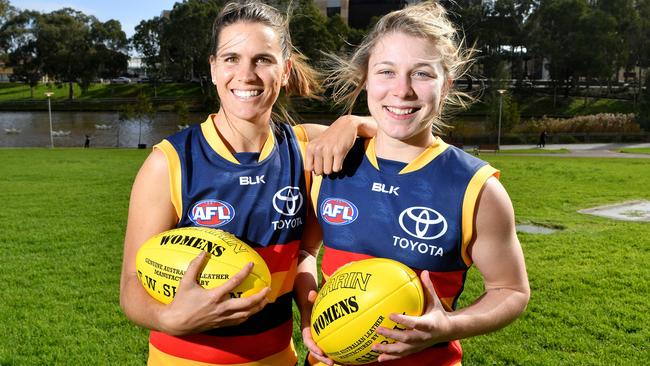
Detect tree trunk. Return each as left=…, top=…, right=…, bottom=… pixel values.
left=68, top=81, right=74, bottom=100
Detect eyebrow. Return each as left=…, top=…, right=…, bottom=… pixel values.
left=218, top=52, right=278, bottom=61
left=372, top=61, right=435, bottom=69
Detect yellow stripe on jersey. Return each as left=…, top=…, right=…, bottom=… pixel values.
left=200, top=115, right=277, bottom=164
left=154, top=140, right=183, bottom=221
left=310, top=174, right=323, bottom=215
left=292, top=125, right=311, bottom=191
left=460, top=164, right=500, bottom=266
left=364, top=138, right=380, bottom=170
left=363, top=137, right=449, bottom=174
left=400, top=137, right=447, bottom=174
left=148, top=342, right=297, bottom=366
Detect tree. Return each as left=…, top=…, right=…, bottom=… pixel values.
left=159, top=0, right=222, bottom=83
left=132, top=17, right=164, bottom=95
left=35, top=9, right=129, bottom=99
left=1, top=9, right=41, bottom=96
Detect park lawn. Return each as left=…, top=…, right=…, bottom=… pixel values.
left=0, top=149, right=648, bottom=365
left=619, top=147, right=650, bottom=155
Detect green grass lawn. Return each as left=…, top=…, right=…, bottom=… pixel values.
left=0, top=149, right=648, bottom=365
left=619, top=147, right=650, bottom=155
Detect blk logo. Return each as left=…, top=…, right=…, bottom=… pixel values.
left=321, top=198, right=358, bottom=225
left=398, top=206, right=447, bottom=240
left=189, top=200, right=235, bottom=227
left=272, top=186, right=303, bottom=216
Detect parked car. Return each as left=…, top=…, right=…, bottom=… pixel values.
left=110, top=77, right=131, bottom=84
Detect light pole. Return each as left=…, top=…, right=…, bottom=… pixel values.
left=45, top=92, right=54, bottom=148
left=497, top=89, right=506, bottom=151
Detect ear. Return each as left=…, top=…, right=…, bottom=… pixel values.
left=282, top=58, right=293, bottom=86
left=209, top=55, right=218, bottom=84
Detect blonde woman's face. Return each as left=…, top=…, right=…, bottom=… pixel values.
left=366, top=32, right=447, bottom=143
left=210, top=22, right=290, bottom=125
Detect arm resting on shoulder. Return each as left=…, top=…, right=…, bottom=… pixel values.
left=301, top=115, right=377, bottom=175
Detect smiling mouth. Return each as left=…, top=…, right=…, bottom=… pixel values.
left=232, top=89, right=262, bottom=99
left=384, top=106, right=420, bottom=116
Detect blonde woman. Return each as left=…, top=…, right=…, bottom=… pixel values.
left=298, top=2, right=530, bottom=365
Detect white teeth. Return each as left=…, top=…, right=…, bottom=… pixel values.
left=386, top=106, right=415, bottom=115
left=233, top=90, right=261, bottom=98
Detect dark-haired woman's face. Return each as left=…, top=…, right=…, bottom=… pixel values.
left=210, top=22, right=290, bottom=124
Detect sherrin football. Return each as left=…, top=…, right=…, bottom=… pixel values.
left=310, top=258, right=424, bottom=365
left=135, top=227, right=271, bottom=304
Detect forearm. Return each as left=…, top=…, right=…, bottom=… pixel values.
left=294, top=250, right=319, bottom=324
left=351, top=115, right=377, bottom=138
left=447, top=286, right=529, bottom=340
left=120, top=273, right=169, bottom=333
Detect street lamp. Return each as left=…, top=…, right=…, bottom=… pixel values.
left=497, top=89, right=506, bottom=151
left=45, top=91, right=54, bottom=148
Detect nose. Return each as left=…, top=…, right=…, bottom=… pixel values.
left=236, top=61, right=257, bottom=82
left=392, top=75, right=415, bottom=99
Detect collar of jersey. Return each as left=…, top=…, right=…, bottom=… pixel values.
left=365, top=136, right=449, bottom=174
left=200, top=114, right=275, bottom=164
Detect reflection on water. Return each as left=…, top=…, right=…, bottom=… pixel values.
left=0, top=111, right=207, bottom=148
left=0, top=111, right=340, bottom=148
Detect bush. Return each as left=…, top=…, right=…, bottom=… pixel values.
left=512, top=113, right=642, bottom=134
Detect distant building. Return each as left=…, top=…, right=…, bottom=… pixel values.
left=316, top=0, right=415, bottom=29
left=128, top=57, right=146, bottom=78
left=0, top=62, right=13, bottom=82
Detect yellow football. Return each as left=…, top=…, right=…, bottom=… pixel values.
left=310, top=258, right=424, bottom=365
left=135, top=227, right=271, bottom=304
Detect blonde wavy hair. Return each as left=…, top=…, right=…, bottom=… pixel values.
left=326, top=1, right=475, bottom=133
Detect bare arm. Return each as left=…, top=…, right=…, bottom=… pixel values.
left=293, top=199, right=335, bottom=365
left=373, top=178, right=530, bottom=361
left=302, top=115, right=377, bottom=175
left=119, top=149, right=270, bottom=335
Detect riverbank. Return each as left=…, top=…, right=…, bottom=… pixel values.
left=0, top=82, right=638, bottom=117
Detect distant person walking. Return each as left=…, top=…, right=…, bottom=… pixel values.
left=538, top=130, right=547, bottom=148
left=84, top=135, right=91, bottom=148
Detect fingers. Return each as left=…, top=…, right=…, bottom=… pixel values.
left=321, top=153, right=334, bottom=175
left=420, top=270, right=443, bottom=312
left=180, top=251, right=208, bottom=287
left=215, top=262, right=254, bottom=295
left=331, top=154, right=344, bottom=173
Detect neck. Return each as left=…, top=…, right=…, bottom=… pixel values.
left=374, top=129, right=435, bottom=163
left=213, top=109, right=271, bottom=153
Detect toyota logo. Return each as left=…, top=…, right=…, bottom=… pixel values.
left=273, top=186, right=303, bottom=216
left=398, top=206, right=447, bottom=240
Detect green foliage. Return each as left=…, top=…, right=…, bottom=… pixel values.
left=636, top=74, right=650, bottom=131
left=3, top=8, right=129, bottom=100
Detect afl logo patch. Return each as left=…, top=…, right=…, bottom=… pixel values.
left=189, top=200, right=235, bottom=227
left=398, top=206, right=447, bottom=240
left=320, top=198, right=358, bottom=225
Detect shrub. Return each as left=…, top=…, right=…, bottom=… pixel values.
left=512, top=113, right=642, bottom=134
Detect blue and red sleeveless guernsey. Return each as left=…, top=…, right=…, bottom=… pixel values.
left=309, top=137, right=499, bottom=366
left=150, top=115, right=310, bottom=366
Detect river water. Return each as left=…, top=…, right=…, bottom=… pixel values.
left=0, top=111, right=359, bottom=148
left=0, top=111, right=215, bottom=148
